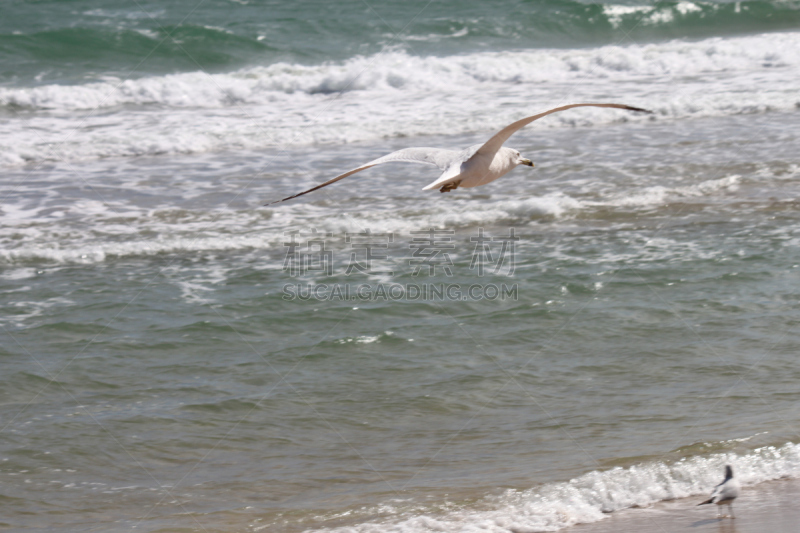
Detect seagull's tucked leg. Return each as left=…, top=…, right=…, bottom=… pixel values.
left=439, top=181, right=461, bottom=193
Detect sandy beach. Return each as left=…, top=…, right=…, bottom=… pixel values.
left=573, top=478, right=800, bottom=533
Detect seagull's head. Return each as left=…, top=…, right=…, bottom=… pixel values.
left=513, top=150, right=534, bottom=168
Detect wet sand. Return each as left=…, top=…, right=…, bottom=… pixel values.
left=571, top=478, right=800, bottom=533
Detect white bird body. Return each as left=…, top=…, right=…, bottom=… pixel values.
left=698, top=465, right=740, bottom=518
left=422, top=146, right=523, bottom=191
left=267, top=103, right=651, bottom=205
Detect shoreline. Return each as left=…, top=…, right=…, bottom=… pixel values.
left=571, top=477, right=800, bottom=533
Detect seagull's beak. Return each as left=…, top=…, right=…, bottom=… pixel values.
left=520, top=158, right=534, bottom=167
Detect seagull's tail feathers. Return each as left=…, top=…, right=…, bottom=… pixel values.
left=697, top=498, right=714, bottom=506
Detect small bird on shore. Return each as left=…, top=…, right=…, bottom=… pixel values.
left=266, top=103, right=652, bottom=205
left=698, top=465, right=740, bottom=519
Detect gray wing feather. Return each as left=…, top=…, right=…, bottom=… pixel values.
left=266, top=147, right=460, bottom=205
left=376, top=147, right=462, bottom=170
left=471, top=103, right=652, bottom=162
left=700, top=477, right=739, bottom=505
left=459, top=144, right=483, bottom=160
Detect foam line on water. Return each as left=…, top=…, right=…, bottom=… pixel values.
left=308, top=442, right=800, bottom=533
left=2, top=32, right=798, bottom=112
left=1, top=32, right=798, bottom=166
left=0, top=170, right=777, bottom=265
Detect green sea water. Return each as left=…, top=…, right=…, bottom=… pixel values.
left=3, top=0, right=800, bottom=85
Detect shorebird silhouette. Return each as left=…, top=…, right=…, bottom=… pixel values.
left=698, top=465, right=740, bottom=519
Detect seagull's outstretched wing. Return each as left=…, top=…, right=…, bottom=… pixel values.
left=266, top=147, right=460, bottom=205
left=472, top=103, right=652, bottom=161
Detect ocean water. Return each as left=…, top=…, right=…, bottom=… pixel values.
left=2, top=1, right=800, bottom=531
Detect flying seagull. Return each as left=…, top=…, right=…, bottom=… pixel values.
left=266, top=103, right=651, bottom=205
left=698, top=465, right=741, bottom=519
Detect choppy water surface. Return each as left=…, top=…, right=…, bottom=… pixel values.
left=2, top=1, right=800, bottom=532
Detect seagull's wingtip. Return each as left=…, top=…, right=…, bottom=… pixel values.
left=626, top=105, right=654, bottom=114
left=264, top=197, right=290, bottom=206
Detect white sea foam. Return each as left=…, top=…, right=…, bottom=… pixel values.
left=0, top=268, right=38, bottom=280
left=0, top=234, right=274, bottom=264
left=599, top=175, right=742, bottom=207
left=309, top=442, right=800, bottom=533
left=1, top=32, right=798, bottom=166
left=0, top=169, right=767, bottom=266
left=335, top=335, right=382, bottom=345
left=1, top=296, right=76, bottom=327
left=3, top=32, right=798, bottom=111
left=605, top=1, right=705, bottom=29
